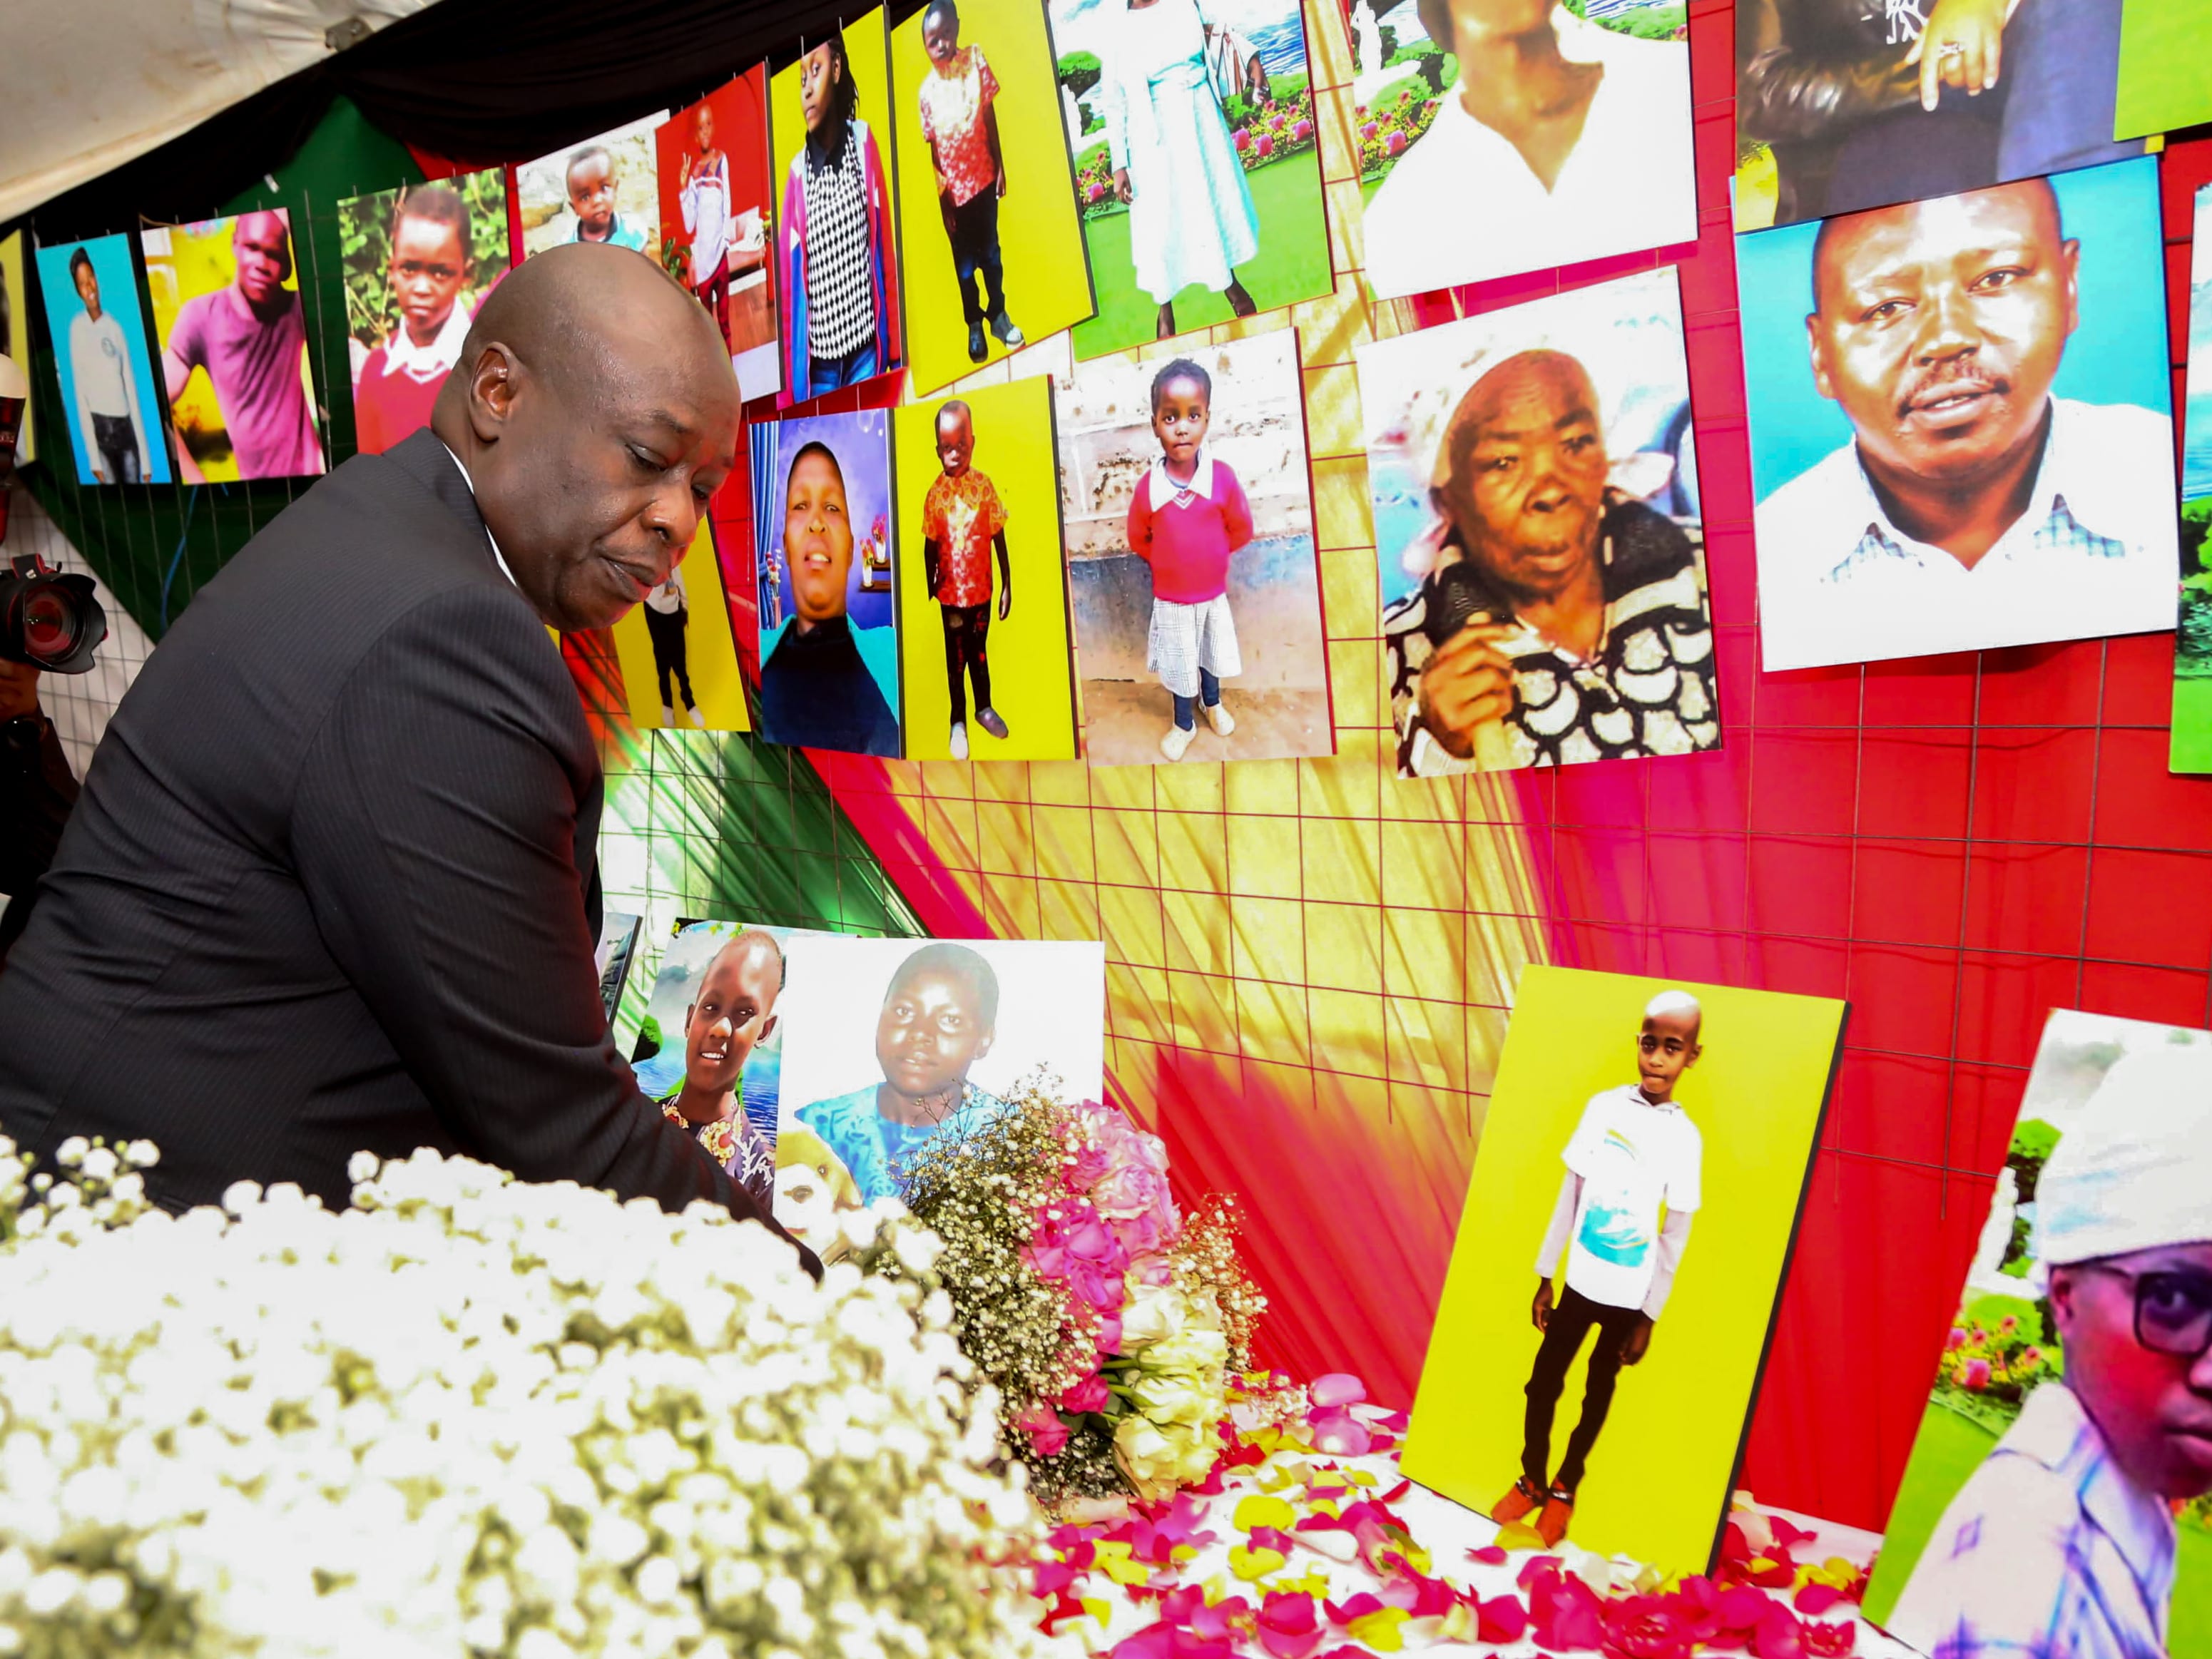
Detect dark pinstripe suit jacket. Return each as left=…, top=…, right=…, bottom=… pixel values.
left=0, top=431, right=791, bottom=1242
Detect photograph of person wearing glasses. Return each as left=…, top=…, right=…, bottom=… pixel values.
left=1863, top=1011, right=2212, bottom=1658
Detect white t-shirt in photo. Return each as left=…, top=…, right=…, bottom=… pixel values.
left=1561, top=1083, right=1702, bottom=1310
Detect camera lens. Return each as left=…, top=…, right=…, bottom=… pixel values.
left=22, top=588, right=79, bottom=664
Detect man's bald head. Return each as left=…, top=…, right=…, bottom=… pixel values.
left=230, top=210, right=293, bottom=309
left=433, top=242, right=740, bottom=633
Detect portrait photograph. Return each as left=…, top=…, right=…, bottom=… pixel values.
left=1051, top=0, right=1331, bottom=358
left=2180, top=181, right=2212, bottom=776
left=628, top=919, right=808, bottom=1213
left=515, top=114, right=666, bottom=265
left=1402, top=965, right=1845, bottom=1573
left=1349, top=0, right=1694, bottom=301
left=140, top=211, right=326, bottom=483
left=1733, top=0, right=2146, bottom=233
left=751, top=409, right=904, bottom=757
left=657, top=69, right=781, bottom=404
left=893, top=378, right=1080, bottom=762
left=891, top=0, right=1097, bottom=394
left=1, top=230, right=37, bottom=464
left=773, top=934, right=1106, bottom=1208
left=1862, top=1009, right=2212, bottom=1659
left=1359, top=267, right=1715, bottom=777
left=2114, top=0, right=2212, bottom=141
left=34, top=233, right=168, bottom=489
left=772, top=10, right=908, bottom=403
left=593, top=909, right=643, bottom=1026
left=1053, top=327, right=1332, bottom=765
left=1743, top=157, right=2177, bottom=673
left=606, top=521, right=754, bottom=735
left=335, top=170, right=511, bottom=457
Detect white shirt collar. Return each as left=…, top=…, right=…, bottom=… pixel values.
left=437, top=440, right=521, bottom=592
left=1146, top=447, right=1217, bottom=511
left=382, top=300, right=472, bottom=382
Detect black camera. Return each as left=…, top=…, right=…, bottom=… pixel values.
left=0, top=554, right=106, bottom=675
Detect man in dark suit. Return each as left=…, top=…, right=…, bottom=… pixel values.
left=0, top=243, right=814, bottom=1270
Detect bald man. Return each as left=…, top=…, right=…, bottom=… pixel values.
left=0, top=245, right=815, bottom=1271
left=1754, top=174, right=2176, bottom=671
left=160, top=209, right=326, bottom=481
left=1380, top=348, right=1718, bottom=777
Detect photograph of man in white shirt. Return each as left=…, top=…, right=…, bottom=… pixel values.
left=1749, top=161, right=2178, bottom=671
left=63, top=247, right=150, bottom=486
left=1489, top=989, right=1704, bottom=1549
left=1360, top=0, right=1696, bottom=301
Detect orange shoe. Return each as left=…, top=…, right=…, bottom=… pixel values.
left=1490, top=1476, right=1543, bottom=1525
left=1536, top=1485, right=1575, bottom=1546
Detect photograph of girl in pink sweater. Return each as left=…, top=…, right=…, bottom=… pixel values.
left=1128, top=356, right=1253, bottom=761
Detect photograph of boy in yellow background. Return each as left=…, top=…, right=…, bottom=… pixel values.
left=1403, top=966, right=1845, bottom=1573
left=895, top=378, right=1078, bottom=762
left=892, top=0, right=1096, bottom=393
left=606, top=520, right=753, bottom=734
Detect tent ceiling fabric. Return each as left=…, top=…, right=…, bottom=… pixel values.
left=0, top=0, right=437, bottom=223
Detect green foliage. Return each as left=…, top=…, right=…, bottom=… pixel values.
left=336, top=170, right=511, bottom=352
left=1057, top=50, right=1101, bottom=98
left=1563, top=0, right=1688, bottom=37
left=2007, top=1116, right=2060, bottom=1204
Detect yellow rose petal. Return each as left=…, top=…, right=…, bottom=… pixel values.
left=1234, top=1494, right=1297, bottom=1533
left=1494, top=1521, right=1547, bottom=1551
left=1347, top=1606, right=1410, bottom=1650
left=1228, top=1543, right=1287, bottom=1581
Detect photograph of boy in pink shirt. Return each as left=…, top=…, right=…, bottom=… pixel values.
left=1129, top=356, right=1253, bottom=762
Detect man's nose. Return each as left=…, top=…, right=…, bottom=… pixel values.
left=1914, top=283, right=1982, bottom=360
left=645, top=486, right=700, bottom=554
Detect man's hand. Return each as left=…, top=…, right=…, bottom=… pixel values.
left=1623, top=1314, right=1655, bottom=1366
left=997, top=581, right=1012, bottom=621
left=1908, top=0, right=2008, bottom=110
left=91, top=464, right=111, bottom=486
left=925, top=556, right=941, bottom=597
left=1113, top=168, right=1134, bottom=205
left=1417, top=621, right=1516, bottom=760
left=1531, top=1278, right=1554, bottom=1332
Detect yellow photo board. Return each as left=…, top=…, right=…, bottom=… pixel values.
left=889, top=0, right=1096, bottom=394
left=893, top=377, right=1077, bottom=761
left=609, top=520, right=753, bottom=733
left=1403, top=966, right=1845, bottom=1573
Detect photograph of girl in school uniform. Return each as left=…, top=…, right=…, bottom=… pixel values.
left=1051, top=0, right=1332, bottom=357
left=657, top=70, right=781, bottom=403
left=772, top=10, right=907, bottom=402
left=1347, top=0, right=1694, bottom=300
left=515, top=116, right=666, bottom=264
left=1052, top=327, right=1332, bottom=765
left=750, top=409, right=904, bottom=757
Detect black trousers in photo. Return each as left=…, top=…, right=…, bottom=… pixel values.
left=91, top=412, right=141, bottom=484
left=1520, top=1283, right=1644, bottom=1492
left=643, top=603, right=695, bottom=709
left=942, top=601, right=992, bottom=724
left=947, top=188, right=1006, bottom=326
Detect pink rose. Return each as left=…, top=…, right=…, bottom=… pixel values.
left=1255, top=132, right=1275, bottom=158
left=1061, top=1372, right=1111, bottom=1413
left=1293, top=119, right=1313, bottom=140
left=1096, top=1312, right=1123, bottom=1356
left=1360, top=121, right=1378, bottom=139
left=1093, top=1158, right=1171, bottom=1224
left=1014, top=1402, right=1070, bottom=1459
left=1234, top=128, right=1251, bottom=151
left=1086, top=181, right=1106, bottom=203
left=1959, top=1358, right=1991, bottom=1391
left=1384, top=131, right=1406, bottom=155
left=1945, top=1327, right=1967, bottom=1352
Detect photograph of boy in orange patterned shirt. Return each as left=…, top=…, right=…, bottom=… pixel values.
left=922, top=397, right=1012, bottom=759
left=917, top=0, right=1024, bottom=366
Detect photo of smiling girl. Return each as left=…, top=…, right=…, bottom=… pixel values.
left=755, top=411, right=904, bottom=756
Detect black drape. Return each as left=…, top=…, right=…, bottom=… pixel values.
left=21, top=0, right=926, bottom=240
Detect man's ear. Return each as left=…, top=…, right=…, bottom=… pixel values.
left=2061, top=237, right=2081, bottom=340
left=1805, top=313, right=1835, bottom=402
left=683, top=1001, right=697, bottom=1032
left=974, top=1028, right=995, bottom=1062
left=759, top=1012, right=779, bottom=1043
left=465, top=341, right=522, bottom=443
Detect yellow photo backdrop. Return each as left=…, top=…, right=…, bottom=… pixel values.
left=771, top=9, right=905, bottom=394
left=140, top=213, right=322, bottom=484
left=1, top=230, right=35, bottom=463
left=889, top=0, right=1096, bottom=395
left=893, top=378, right=1077, bottom=761
left=609, top=521, right=753, bottom=732
left=1402, top=966, right=1845, bottom=1573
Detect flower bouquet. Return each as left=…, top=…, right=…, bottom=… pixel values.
left=0, top=1131, right=1049, bottom=1659
left=887, top=1085, right=1265, bottom=1507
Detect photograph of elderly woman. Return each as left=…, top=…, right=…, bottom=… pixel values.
left=1052, top=0, right=1331, bottom=357
left=1360, top=267, right=1715, bottom=777
left=749, top=409, right=903, bottom=757
left=1349, top=0, right=1694, bottom=300
left=1862, top=1010, right=2212, bottom=1659
left=336, top=171, right=511, bottom=456
left=775, top=934, right=1106, bottom=1205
